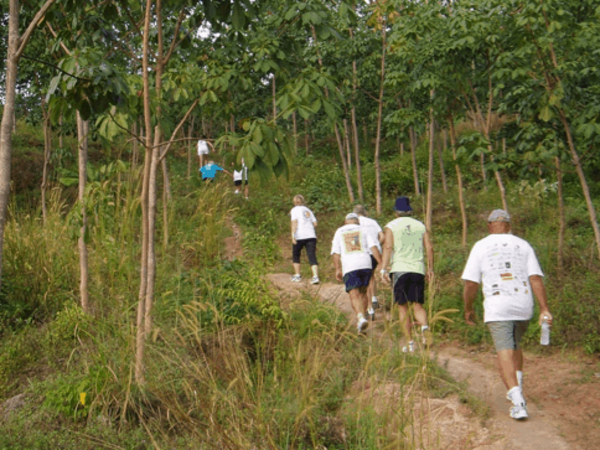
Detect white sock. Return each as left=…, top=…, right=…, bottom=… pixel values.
left=507, top=386, right=525, bottom=405
left=357, top=313, right=365, bottom=321
left=517, top=370, right=523, bottom=391
left=372, top=296, right=378, bottom=302
left=421, top=325, right=429, bottom=332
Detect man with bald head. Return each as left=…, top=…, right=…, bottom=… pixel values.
left=462, top=209, right=553, bottom=420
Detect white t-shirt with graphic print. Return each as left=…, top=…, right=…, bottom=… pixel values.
left=461, top=233, right=544, bottom=322
left=290, top=205, right=317, bottom=240
left=331, top=224, right=377, bottom=275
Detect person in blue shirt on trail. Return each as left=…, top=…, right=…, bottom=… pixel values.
left=200, top=160, right=232, bottom=182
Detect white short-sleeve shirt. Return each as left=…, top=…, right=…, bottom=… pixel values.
left=290, top=205, right=317, bottom=240
left=358, top=216, right=383, bottom=253
left=197, top=140, right=209, bottom=155
left=461, top=233, right=544, bottom=322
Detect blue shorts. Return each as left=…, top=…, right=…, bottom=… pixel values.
left=343, top=269, right=372, bottom=293
left=487, top=321, right=529, bottom=352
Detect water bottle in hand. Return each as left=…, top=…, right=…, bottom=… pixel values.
left=540, top=316, right=550, bottom=346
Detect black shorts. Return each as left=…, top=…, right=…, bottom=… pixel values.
left=343, top=269, right=372, bottom=293
left=370, top=255, right=378, bottom=271
left=292, top=238, right=318, bottom=266
left=392, top=272, right=425, bottom=305
left=234, top=180, right=242, bottom=186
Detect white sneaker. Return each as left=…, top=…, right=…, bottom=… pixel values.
left=402, top=341, right=415, bottom=353
left=510, top=404, right=528, bottom=420
left=421, top=326, right=433, bottom=346
left=367, top=307, right=375, bottom=321
left=357, top=317, right=369, bottom=333
left=310, top=276, right=320, bottom=285
left=291, top=274, right=302, bottom=282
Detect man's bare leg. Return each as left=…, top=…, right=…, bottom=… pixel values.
left=412, top=303, right=428, bottom=327
left=348, top=289, right=368, bottom=316
left=397, top=304, right=411, bottom=340
left=293, top=263, right=301, bottom=277
left=496, top=349, right=520, bottom=390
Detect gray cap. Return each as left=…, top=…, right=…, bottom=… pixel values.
left=345, top=212, right=359, bottom=220
left=487, top=209, right=511, bottom=223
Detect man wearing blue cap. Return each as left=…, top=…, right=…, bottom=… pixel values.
left=331, top=213, right=382, bottom=333
left=380, top=196, right=434, bottom=352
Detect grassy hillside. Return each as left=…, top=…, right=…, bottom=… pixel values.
left=0, top=120, right=598, bottom=448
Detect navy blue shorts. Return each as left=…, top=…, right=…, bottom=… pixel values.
left=370, top=255, right=378, bottom=270
left=392, top=272, right=425, bottom=305
left=343, top=269, right=372, bottom=293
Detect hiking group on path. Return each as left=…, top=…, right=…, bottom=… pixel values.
left=290, top=194, right=554, bottom=422
left=197, top=139, right=249, bottom=199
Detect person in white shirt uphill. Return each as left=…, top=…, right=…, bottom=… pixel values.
left=462, top=209, right=553, bottom=420
left=353, top=204, right=385, bottom=321
left=290, top=195, right=319, bottom=284
left=331, top=213, right=382, bottom=333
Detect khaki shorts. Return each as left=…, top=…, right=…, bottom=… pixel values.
left=487, top=320, right=529, bottom=352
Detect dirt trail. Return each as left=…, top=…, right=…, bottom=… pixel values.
left=266, top=273, right=594, bottom=450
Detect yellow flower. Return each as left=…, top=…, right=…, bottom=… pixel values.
left=79, top=392, right=86, bottom=406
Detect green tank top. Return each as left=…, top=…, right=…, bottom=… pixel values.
left=386, top=217, right=426, bottom=274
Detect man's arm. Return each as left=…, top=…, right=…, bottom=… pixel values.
left=378, top=230, right=385, bottom=246
left=371, top=246, right=382, bottom=265
left=291, top=219, right=298, bottom=245
left=380, top=227, right=394, bottom=284
left=529, top=275, right=553, bottom=326
left=332, top=253, right=343, bottom=282
left=463, top=280, right=480, bottom=325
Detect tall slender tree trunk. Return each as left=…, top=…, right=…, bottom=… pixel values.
left=40, top=97, right=51, bottom=225
left=425, top=101, right=434, bottom=231
left=448, top=114, right=468, bottom=247
left=349, top=26, right=364, bottom=201
left=187, top=115, right=195, bottom=179
left=555, top=156, right=565, bottom=271
left=557, top=111, right=600, bottom=258
left=409, top=126, right=420, bottom=196
left=292, top=111, right=297, bottom=153
left=438, top=129, right=448, bottom=193
left=0, top=0, right=57, bottom=289
left=304, top=119, right=310, bottom=154
left=58, top=114, right=64, bottom=149
left=135, top=0, right=154, bottom=385
left=76, top=112, right=89, bottom=314
left=374, top=18, right=387, bottom=214
left=272, top=76, right=277, bottom=123
left=344, top=119, right=352, bottom=171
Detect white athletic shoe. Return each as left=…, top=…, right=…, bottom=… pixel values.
left=357, top=317, right=369, bottom=334
left=402, top=341, right=415, bottom=353
left=367, top=307, right=375, bottom=321
left=421, top=326, right=433, bottom=346
left=310, top=276, right=320, bottom=285
left=291, top=274, right=302, bottom=283
left=510, top=404, right=528, bottom=420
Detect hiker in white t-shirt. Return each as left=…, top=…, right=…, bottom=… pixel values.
left=290, top=195, right=319, bottom=284
left=462, top=209, right=553, bottom=421
left=380, top=196, right=434, bottom=352
left=232, top=159, right=249, bottom=198
left=197, top=139, right=210, bottom=168
left=331, top=213, right=382, bottom=333
left=354, top=204, right=385, bottom=321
